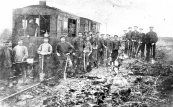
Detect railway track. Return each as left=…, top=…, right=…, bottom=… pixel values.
left=0, top=76, right=55, bottom=103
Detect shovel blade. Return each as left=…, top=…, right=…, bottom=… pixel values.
left=40, top=73, right=45, bottom=81
left=151, top=58, right=155, bottom=64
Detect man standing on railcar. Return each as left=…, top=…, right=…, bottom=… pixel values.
left=37, top=37, right=52, bottom=79
left=126, top=27, right=133, bottom=57
left=131, top=26, right=140, bottom=57
left=145, top=26, right=158, bottom=62
left=13, top=39, right=28, bottom=83
left=73, top=32, right=85, bottom=74
left=26, top=18, right=39, bottom=37
left=56, top=36, right=74, bottom=78
left=136, top=28, right=146, bottom=58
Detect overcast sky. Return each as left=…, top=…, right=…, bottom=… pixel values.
left=0, top=0, right=173, bottom=37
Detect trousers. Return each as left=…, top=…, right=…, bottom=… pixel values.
left=146, top=43, right=156, bottom=61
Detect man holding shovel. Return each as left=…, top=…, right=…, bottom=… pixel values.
left=136, top=28, right=146, bottom=59
left=131, top=26, right=140, bottom=57
left=145, top=26, right=158, bottom=62
left=56, top=36, right=74, bottom=79
left=37, top=37, right=52, bottom=81
left=83, top=36, right=92, bottom=72
left=126, top=27, right=133, bottom=58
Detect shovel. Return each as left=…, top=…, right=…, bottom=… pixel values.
left=40, top=55, right=45, bottom=81
left=64, top=54, right=70, bottom=80
left=135, top=42, right=141, bottom=57
left=151, top=44, right=155, bottom=64
left=83, top=51, right=86, bottom=72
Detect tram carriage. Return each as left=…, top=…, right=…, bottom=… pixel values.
left=12, top=1, right=100, bottom=59
left=11, top=1, right=100, bottom=80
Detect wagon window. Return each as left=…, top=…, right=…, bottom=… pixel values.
left=57, top=16, right=63, bottom=34
left=92, top=23, right=96, bottom=34
left=63, top=17, right=68, bottom=32
left=68, top=19, right=76, bottom=37
left=25, top=15, right=39, bottom=37
left=15, top=15, right=25, bottom=36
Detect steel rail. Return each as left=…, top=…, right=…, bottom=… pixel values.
left=0, top=76, right=55, bottom=102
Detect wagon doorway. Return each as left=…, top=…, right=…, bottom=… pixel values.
left=39, top=15, right=50, bottom=37
left=68, top=19, right=77, bottom=37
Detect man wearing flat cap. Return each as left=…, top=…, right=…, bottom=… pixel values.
left=136, top=28, right=146, bottom=58
left=145, top=26, right=158, bottom=61
left=131, top=26, right=140, bottom=57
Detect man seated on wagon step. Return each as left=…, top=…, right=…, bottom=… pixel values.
left=37, top=37, right=52, bottom=79
left=13, top=39, right=28, bottom=83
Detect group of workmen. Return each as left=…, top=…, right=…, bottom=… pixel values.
left=0, top=25, right=158, bottom=87
left=122, top=26, right=158, bottom=61
left=37, top=31, right=121, bottom=79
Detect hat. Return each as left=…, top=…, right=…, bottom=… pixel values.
left=84, top=31, right=88, bottom=33
left=3, top=40, right=9, bottom=44
left=60, top=35, right=66, bottom=39
left=139, top=28, right=143, bottom=30
left=150, top=26, right=154, bottom=28
left=128, top=27, right=132, bottom=29
left=134, top=26, right=138, bottom=28
left=114, top=35, right=118, bottom=37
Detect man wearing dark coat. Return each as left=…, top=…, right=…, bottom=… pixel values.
left=0, top=41, right=13, bottom=87
left=145, top=26, right=158, bottom=61
left=26, top=18, right=38, bottom=37
left=104, top=34, right=113, bottom=66
left=136, top=28, right=146, bottom=58
left=122, top=30, right=128, bottom=55
left=56, top=36, right=74, bottom=77
left=126, top=27, right=133, bottom=57
left=111, top=35, right=121, bottom=63
left=131, top=26, right=140, bottom=57
left=97, top=34, right=105, bottom=65
left=73, top=32, right=85, bottom=73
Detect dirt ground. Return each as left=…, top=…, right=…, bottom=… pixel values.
left=1, top=37, right=173, bottom=107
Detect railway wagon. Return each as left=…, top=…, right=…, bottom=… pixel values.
left=12, top=1, right=100, bottom=60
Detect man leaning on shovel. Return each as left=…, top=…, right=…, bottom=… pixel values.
left=145, top=26, right=158, bottom=63
left=37, top=33, right=52, bottom=81
left=56, top=35, right=74, bottom=79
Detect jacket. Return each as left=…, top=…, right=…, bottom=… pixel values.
left=139, top=33, right=146, bottom=43
left=131, top=31, right=140, bottom=41
left=146, top=31, right=158, bottom=43
left=112, top=40, right=121, bottom=50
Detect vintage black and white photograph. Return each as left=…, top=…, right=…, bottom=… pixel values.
left=0, top=0, right=173, bottom=106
